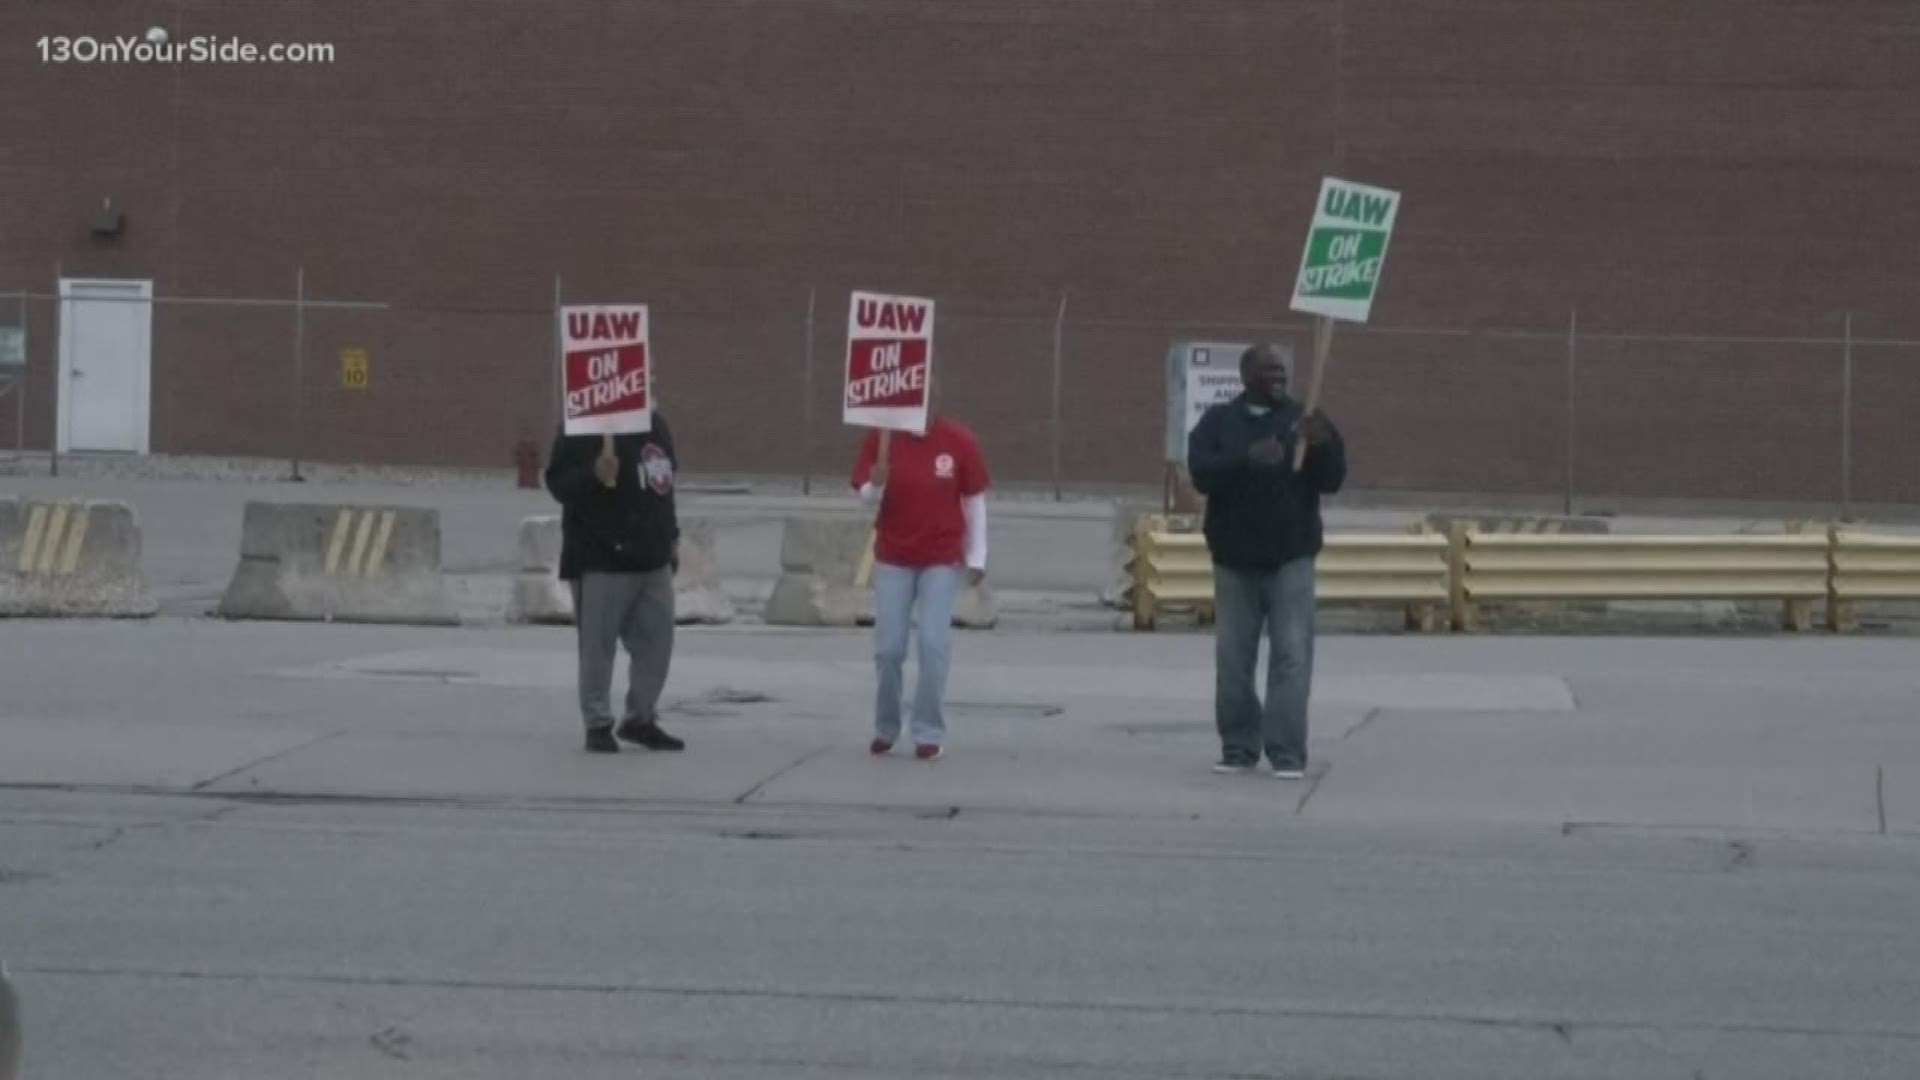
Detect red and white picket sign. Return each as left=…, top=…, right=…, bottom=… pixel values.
left=561, top=303, right=651, bottom=436
left=843, top=290, right=934, bottom=435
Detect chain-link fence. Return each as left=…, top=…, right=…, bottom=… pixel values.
left=1, top=276, right=1914, bottom=512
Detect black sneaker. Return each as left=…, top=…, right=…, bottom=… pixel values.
left=616, top=718, right=685, bottom=751
left=585, top=727, right=620, bottom=754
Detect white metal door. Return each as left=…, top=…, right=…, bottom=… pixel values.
left=58, top=278, right=152, bottom=453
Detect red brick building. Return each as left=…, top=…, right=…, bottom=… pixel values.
left=4, top=1, right=1917, bottom=504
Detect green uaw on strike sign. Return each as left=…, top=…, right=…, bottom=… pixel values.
left=1290, top=177, right=1401, bottom=323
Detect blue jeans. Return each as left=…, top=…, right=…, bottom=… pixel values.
left=1213, top=559, right=1317, bottom=769
left=872, top=562, right=964, bottom=747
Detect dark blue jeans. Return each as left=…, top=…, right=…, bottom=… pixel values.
left=1212, top=559, right=1317, bottom=769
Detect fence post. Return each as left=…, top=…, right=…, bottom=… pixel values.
left=1563, top=307, right=1578, bottom=516
left=803, top=286, right=817, bottom=496
left=1841, top=313, right=1854, bottom=522
left=1051, top=290, right=1068, bottom=501
left=50, top=262, right=62, bottom=477
left=550, top=275, right=563, bottom=435
left=12, top=291, right=24, bottom=454
left=290, top=267, right=306, bottom=481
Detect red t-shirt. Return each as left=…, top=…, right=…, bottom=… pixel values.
left=850, top=418, right=990, bottom=568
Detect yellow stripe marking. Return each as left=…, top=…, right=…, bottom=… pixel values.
left=36, top=505, right=70, bottom=573
left=346, top=510, right=376, bottom=576
left=56, top=505, right=89, bottom=574
left=324, top=510, right=354, bottom=574
left=18, top=505, right=47, bottom=573
left=364, top=511, right=396, bottom=576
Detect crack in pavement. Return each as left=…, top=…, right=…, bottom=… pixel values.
left=7, top=782, right=1910, bottom=856
left=18, top=964, right=1920, bottom=1046
left=1340, top=708, right=1384, bottom=741
left=733, top=746, right=832, bottom=805
left=1877, top=766, right=1888, bottom=836
left=1294, top=764, right=1331, bottom=816
left=68, top=822, right=166, bottom=853
left=190, top=731, right=350, bottom=793
left=489, top=1042, right=1377, bottom=1080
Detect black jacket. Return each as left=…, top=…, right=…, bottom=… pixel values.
left=543, top=414, right=680, bottom=580
left=1186, top=393, right=1347, bottom=570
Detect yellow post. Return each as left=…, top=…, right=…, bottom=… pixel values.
left=1131, top=516, right=1156, bottom=631
left=1448, top=522, right=1476, bottom=632
left=1404, top=522, right=1438, bottom=632
left=1782, top=521, right=1814, bottom=632
left=1826, top=524, right=1858, bottom=633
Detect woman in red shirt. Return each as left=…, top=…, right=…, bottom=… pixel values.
left=849, top=417, right=991, bottom=760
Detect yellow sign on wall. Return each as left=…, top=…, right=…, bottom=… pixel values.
left=340, top=346, right=369, bottom=390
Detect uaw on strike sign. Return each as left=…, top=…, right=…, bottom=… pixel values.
left=843, top=290, right=934, bottom=434
left=562, top=304, right=651, bottom=436
left=1290, top=178, right=1400, bottom=324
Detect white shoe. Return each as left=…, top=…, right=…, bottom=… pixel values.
left=1212, top=760, right=1258, bottom=775
left=1271, top=765, right=1306, bottom=780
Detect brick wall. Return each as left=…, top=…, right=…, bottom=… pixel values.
left=3, top=1, right=1917, bottom=502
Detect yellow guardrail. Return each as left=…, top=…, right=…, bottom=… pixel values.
left=1126, top=519, right=1920, bottom=633
left=1129, top=523, right=1450, bottom=631
left=1449, top=525, right=1830, bottom=631
left=1129, top=529, right=1210, bottom=632
left=1321, top=529, right=1452, bottom=631
left=1827, top=527, right=1920, bottom=632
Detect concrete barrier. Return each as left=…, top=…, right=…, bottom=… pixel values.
left=1101, top=504, right=1149, bottom=609
left=952, top=579, right=999, bottom=629
left=763, top=517, right=997, bottom=629
left=764, top=518, right=874, bottom=627
left=0, top=498, right=157, bottom=617
left=509, top=515, right=734, bottom=625
left=216, top=502, right=459, bottom=625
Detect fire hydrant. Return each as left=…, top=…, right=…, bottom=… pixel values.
left=513, top=438, right=542, bottom=489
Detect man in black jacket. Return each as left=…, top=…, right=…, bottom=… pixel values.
left=544, top=414, right=686, bottom=754
left=1186, top=344, right=1347, bottom=779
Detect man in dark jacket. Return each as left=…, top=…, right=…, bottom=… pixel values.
left=1186, top=344, right=1347, bottom=779
left=544, top=413, right=686, bottom=754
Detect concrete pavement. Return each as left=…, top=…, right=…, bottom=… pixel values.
left=3, top=615, right=1919, bottom=1076
left=4, top=618, right=1915, bottom=831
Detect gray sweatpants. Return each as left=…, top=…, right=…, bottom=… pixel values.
left=570, top=569, right=675, bottom=731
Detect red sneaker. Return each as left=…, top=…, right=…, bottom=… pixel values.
left=914, top=744, right=944, bottom=762
left=869, top=737, right=894, bottom=755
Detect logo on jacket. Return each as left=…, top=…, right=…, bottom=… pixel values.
left=934, top=453, right=955, bottom=479
left=641, top=443, right=674, bottom=495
